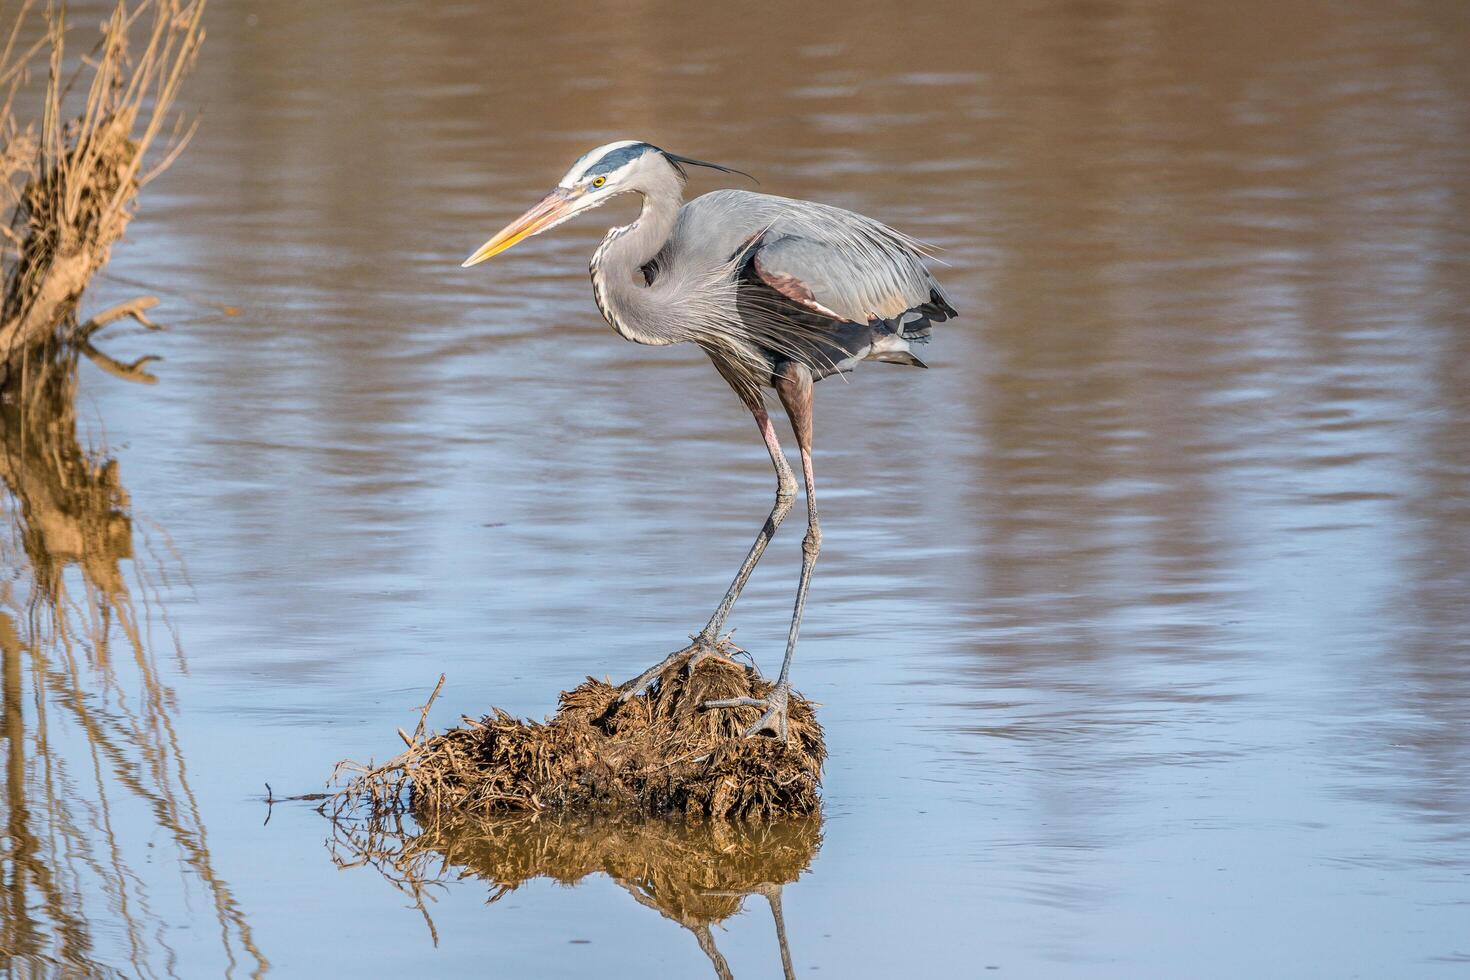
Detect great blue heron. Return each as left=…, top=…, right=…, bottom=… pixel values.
left=463, top=140, right=956, bottom=739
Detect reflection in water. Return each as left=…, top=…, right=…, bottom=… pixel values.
left=0, top=363, right=265, bottom=976
left=331, top=812, right=821, bottom=978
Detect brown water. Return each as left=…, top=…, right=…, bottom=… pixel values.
left=4, top=0, right=1469, bottom=975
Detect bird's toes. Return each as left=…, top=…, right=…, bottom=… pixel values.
left=743, top=706, right=789, bottom=741
left=702, top=695, right=764, bottom=710
left=740, top=688, right=791, bottom=740
left=703, top=684, right=791, bottom=739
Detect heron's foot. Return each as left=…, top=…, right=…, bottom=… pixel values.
left=614, top=632, right=730, bottom=705
left=614, top=644, right=695, bottom=704
left=703, top=682, right=790, bottom=740
left=686, top=644, right=741, bottom=673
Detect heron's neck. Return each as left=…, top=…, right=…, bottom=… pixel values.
left=590, top=185, right=684, bottom=346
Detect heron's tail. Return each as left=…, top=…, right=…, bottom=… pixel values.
left=878, top=287, right=958, bottom=346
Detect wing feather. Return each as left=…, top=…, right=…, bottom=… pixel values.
left=745, top=216, right=955, bottom=327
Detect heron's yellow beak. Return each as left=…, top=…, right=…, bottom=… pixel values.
left=461, top=190, right=577, bottom=267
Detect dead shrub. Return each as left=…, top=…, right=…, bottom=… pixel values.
left=0, top=1, right=206, bottom=391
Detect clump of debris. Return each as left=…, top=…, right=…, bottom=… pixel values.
left=329, top=644, right=824, bottom=822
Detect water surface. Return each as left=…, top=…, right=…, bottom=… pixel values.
left=4, top=0, right=1469, bottom=975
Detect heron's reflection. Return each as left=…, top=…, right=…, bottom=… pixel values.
left=0, top=363, right=264, bottom=976
left=331, top=810, right=821, bottom=978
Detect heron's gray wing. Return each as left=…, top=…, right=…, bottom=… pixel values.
left=747, top=231, right=957, bottom=340
left=750, top=238, right=853, bottom=320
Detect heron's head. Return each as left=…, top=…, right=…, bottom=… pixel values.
left=461, top=140, right=753, bottom=267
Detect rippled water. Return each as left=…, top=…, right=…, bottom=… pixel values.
left=4, top=0, right=1468, bottom=975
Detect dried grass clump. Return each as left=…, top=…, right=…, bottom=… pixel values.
left=331, top=645, right=825, bottom=822
left=0, top=1, right=206, bottom=390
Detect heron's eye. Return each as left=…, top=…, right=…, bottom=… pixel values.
left=592, top=176, right=606, bottom=188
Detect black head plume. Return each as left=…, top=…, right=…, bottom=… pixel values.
left=661, top=150, right=759, bottom=185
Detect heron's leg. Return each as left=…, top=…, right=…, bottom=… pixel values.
left=692, top=923, right=736, bottom=980
left=618, top=878, right=734, bottom=980
left=699, top=404, right=798, bottom=642
left=614, top=403, right=794, bottom=704
left=752, top=884, right=799, bottom=980
left=705, top=367, right=818, bottom=739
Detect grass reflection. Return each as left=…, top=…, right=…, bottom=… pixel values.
left=330, top=809, right=821, bottom=978
left=0, top=363, right=265, bottom=977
